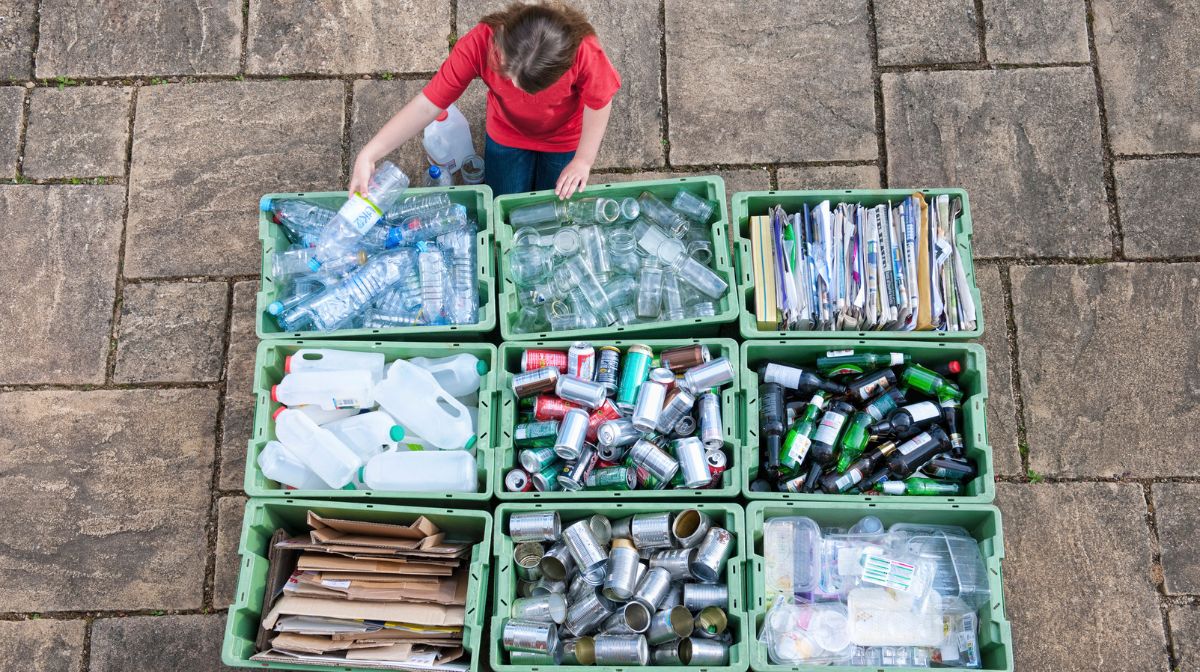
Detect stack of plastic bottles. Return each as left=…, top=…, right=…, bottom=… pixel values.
left=760, top=515, right=988, bottom=668
left=261, top=161, right=480, bottom=333
left=258, top=348, right=487, bottom=492
left=507, top=190, right=729, bottom=334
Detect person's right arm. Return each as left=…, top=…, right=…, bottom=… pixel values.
left=349, top=94, right=443, bottom=195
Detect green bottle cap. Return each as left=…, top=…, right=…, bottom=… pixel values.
left=464, top=435, right=477, bottom=451
left=389, top=425, right=406, bottom=441
left=476, top=360, right=489, bottom=376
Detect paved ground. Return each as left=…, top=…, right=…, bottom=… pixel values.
left=0, top=0, right=1196, bottom=670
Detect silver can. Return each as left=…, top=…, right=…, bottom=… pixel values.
left=561, top=637, right=596, bottom=665
left=628, top=439, right=679, bottom=488
left=631, top=368, right=673, bottom=431
left=517, top=580, right=536, bottom=598
left=567, top=573, right=593, bottom=603
left=690, top=527, right=734, bottom=582
left=532, top=577, right=567, bottom=596
left=602, top=539, right=641, bottom=601
left=601, top=601, right=651, bottom=634
left=556, top=374, right=608, bottom=409
left=672, top=508, right=712, bottom=548
left=652, top=641, right=685, bottom=665
left=593, top=634, right=650, bottom=666
left=698, top=391, right=724, bottom=449
left=589, top=514, right=613, bottom=547
left=693, top=606, right=728, bottom=638
left=630, top=511, right=674, bottom=550
left=655, top=387, right=696, bottom=434
left=514, top=541, right=545, bottom=581
left=631, top=567, right=672, bottom=612
left=511, top=593, right=567, bottom=624
left=509, top=511, right=560, bottom=543
left=568, top=341, right=596, bottom=380
left=562, top=519, right=608, bottom=585
left=557, top=445, right=598, bottom=491
left=682, top=583, right=729, bottom=611
left=512, top=366, right=560, bottom=398
left=508, top=650, right=563, bottom=665
left=674, top=414, right=698, bottom=436
left=519, top=446, right=559, bottom=473
left=505, top=467, right=532, bottom=492
left=564, top=589, right=614, bottom=637
left=554, top=408, right=590, bottom=460
left=502, top=618, right=559, bottom=654
left=674, top=437, right=712, bottom=488
left=649, top=548, right=695, bottom=581
left=659, top=584, right=684, bottom=610
left=540, top=542, right=576, bottom=581
left=681, top=356, right=735, bottom=394
left=610, top=515, right=633, bottom=540
left=646, top=606, right=694, bottom=645
left=597, top=418, right=641, bottom=449
left=683, top=638, right=730, bottom=665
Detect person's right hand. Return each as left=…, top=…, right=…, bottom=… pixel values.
left=348, top=152, right=376, bottom=196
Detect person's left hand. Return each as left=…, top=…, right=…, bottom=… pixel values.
left=555, top=157, right=593, bottom=199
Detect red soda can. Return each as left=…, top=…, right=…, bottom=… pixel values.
left=594, top=459, right=619, bottom=469
left=568, top=342, right=596, bottom=380
left=505, top=468, right=533, bottom=492
left=533, top=394, right=580, bottom=421
left=704, top=449, right=728, bottom=489
left=522, top=349, right=568, bottom=373
left=586, top=399, right=622, bottom=443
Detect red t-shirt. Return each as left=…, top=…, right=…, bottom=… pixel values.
left=423, top=23, right=621, bottom=152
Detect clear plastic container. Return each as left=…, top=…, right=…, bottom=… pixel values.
left=762, top=516, right=822, bottom=596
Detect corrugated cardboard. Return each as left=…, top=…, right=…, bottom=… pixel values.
left=296, top=554, right=455, bottom=576
left=261, top=594, right=465, bottom=630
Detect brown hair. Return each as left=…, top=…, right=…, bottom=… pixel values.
left=480, top=2, right=596, bottom=93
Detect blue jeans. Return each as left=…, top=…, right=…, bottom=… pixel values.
left=484, top=134, right=576, bottom=197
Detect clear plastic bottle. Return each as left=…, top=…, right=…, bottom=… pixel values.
left=408, top=353, right=487, bottom=396
left=272, top=407, right=363, bottom=488
left=417, top=242, right=451, bottom=325
left=638, top=192, right=690, bottom=237
left=372, top=359, right=476, bottom=450
left=272, top=247, right=365, bottom=280
left=277, top=249, right=412, bottom=332
left=424, top=164, right=453, bottom=187
left=671, top=190, right=716, bottom=224
left=313, top=161, right=409, bottom=268
left=393, top=203, right=470, bottom=245
left=361, top=450, right=478, bottom=492
left=386, top=192, right=452, bottom=224
left=257, top=440, right=329, bottom=490
left=267, top=276, right=327, bottom=316
left=261, top=197, right=333, bottom=247
left=437, top=225, right=478, bottom=325
left=367, top=257, right=423, bottom=325
left=637, top=259, right=664, bottom=318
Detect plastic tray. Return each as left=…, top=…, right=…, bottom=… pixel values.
left=740, top=340, right=994, bottom=504
left=223, top=498, right=492, bottom=672
left=745, top=501, right=1012, bottom=672
left=491, top=502, right=750, bottom=672
left=493, top=177, right=739, bottom=341
left=731, top=189, right=983, bottom=341
left=257, top=185, right=496, bottom=340
left=246, top=339, right=496, bottom=502
left=494, top=338, right=742, bottom=500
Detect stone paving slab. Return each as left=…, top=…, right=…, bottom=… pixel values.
left=220, top=281, right=258, bottom=491
left=983, top=0, right=1090, bottom=64
left=884, top=67, right=1109, bottom=259
left=114, top=281, right=229, bottom=384
left=666, top=0, right=876, bottom=165
left=1151, top=484, right=1200, bottom=595
left=214, top=495, right=247, bottom=610
left=36, top=0, right=242, bottom=78
left=996, top=482, right=1167, bottom=671
left=248, top=0, right=450, bottom=75
left=23, top=86, right=131, bottom=180
left=974, top=265, right=1022, bottom=476
left=776, top=165, right=881, bottom=191
left=1114, top=158, right=1200, bottom=258
left=1093, top=0, right=1200, bottom=154
left=0, top=185, right=124, bottom=385
left=1012, top=262, right=1200, bottom=478
left=0, top=619, right=85, bottom=672
left=874, top=0, right=980, bottom=66
left=0, top=389, right=217, bottom=612
left=126, top=81, right=344, bottom=278
left=0, top=85, right=20, bottom=179
left=0, top=1, right=36, bottom=79
left=1172, top=605, right=1200, bottom=672
left=90, top=614, right=226, bottom=672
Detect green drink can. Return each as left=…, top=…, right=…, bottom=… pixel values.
left=515, top=421, right=560, bottom=449
left=519, top=446, right=559, bottom=473
left=585, top=466, right=637, bottom=490
left=616, top=344, right=654, bottom=412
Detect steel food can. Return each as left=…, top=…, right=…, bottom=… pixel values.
left=586, top=399, right=622, bottom=443
left=502, top=618, right=559, bottom=654
left=586, top=465, right=637, bottom=491
left=593, top=634, right=650, bottom=666
left=519, top=446, right=559, bottom=473
left=512, top=593, right=567, bottom=624
left=589, top=514, right=613, bottom=546
left=682, top=638, right=729, bottom=665
left=514, top=542, right=545, bottom=581
left=509, top=510, right=560, bottom=542
left=671, top=509, right=712, bottom=548
left=531, top=577, right=567, bottom=596
left=646, top=606, right=694, bottom=645
left=698, top=391, right=723, bottom=449
left=508, top=650, right=563, bottom=665
left=557, top=445, right=598, bottom=491
left=681, top=357, right=734, bottom=394
left=568, top=342, right=596, bottom=380
left=561, top=637, right=596, bottom=665
left=602, top=539, right=641, bottom=601
left=564, top=589, right=613, bottom=637
left=515, top=420, right=560, bottom=449
left=540, top=542, right=576, bottom=581
left=689, top=527, right=734, bottom=582
left=562, top=519, right=609, bottom=585
left=595, top=346, right=621, bottom=395
left=652, top=641, right=685, bottom=665
left=655, top=387, right=696, bottom=434
left=693, top=606, right=728, bottom=638
left=522, top=348, right=567, bottom=373
left=513, top=366, right=560, bottom=398
left=674, top=437, right=712, bottom=489
left=660, top=343, right=711, bottom=372
left=649, top=548, right=694, bottom=581
left=616, top=344, right=654, bottom=411
left=631, top=567, right=672, bottom=612
left=505, top=468, right=532, bottom=492
left=554, top=408, right=590, bottom=460
left=682, top=583, right=729, bottom=610
left=629, top=511, right=673, bottom=550
left=532, top=394, right=579, bottom=421
left=601, top=601, right=651, bottom=635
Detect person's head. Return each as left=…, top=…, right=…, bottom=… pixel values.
left=481, top=2, right=596, bottom=93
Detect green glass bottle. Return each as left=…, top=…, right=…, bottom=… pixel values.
left=817, top=351, right=910, bottom=373
left=779, top=392, right=827, bottom=476
left=878, top=477, right=960, bottom=496
left=835, top=411, right=874, bottom=473
left=900, top=364, right=963, bottom=401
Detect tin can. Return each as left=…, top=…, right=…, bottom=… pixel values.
left=505, top=468, right=533, bottom=492
left=601, top=601, right=651, bottom=635
left=556, top=374, right=608, bottom=410
left=705, top=449, right=727, bottom=487
left=649, top=548, right=694, bottom=581
left=630, top=511, right=673, bottom=550
left=586, top=399, right=622, bottom=443
left=616, top=344, right=653, bottom=411
left=513, top=366, right=560, bottom=398
left=698, top=391, right=723, bottom=449
left=519, top=446, right=559, bottom=473
left=671, top=509, right=712, bottom=548
left=681, top=357, right=735, bottom=394
left=531, top=464, right=563, bottom=492
left=593, top=634, right=650, bottom=666
left=632, top=368, right=674, bottom=432
left=515, top=420, right=560, bottom=449
left=631, top=567, right=672, bottom=612
left=659, top=584, right=684, bottom=610
left=693, top=606, right=728, bottom=638
left=589, top=514, right=613, bottom=546
left=540, top=542, right=576, bottom=581
left=646, top=606, right=694, bottom=645
left=596, top=440, right=631, bottom=463
left=532, top=577, right=567, bottom=596
left=597, top=418, right=641, bottom=449
left=655, top=387, right=696, bottom=434
left=586, top=465, right=637, bottom=490
left=561, top=637, right=596, bottom=666
left=660, top=344, right=711, bottom=372
left=564, top=589, right=613, bottom=637
left=562, top=519, right=609, bottom=585
left=502, top=618, right=559, bottom=654
left=629, top=439, right=679, bottom=488
left=512, top=593, right=567, bottom=624
left=509, top=650, right=563, bottom=665
left=602, top=539, right=641, bottom=601
left=568, top=342, right=596, bottom=380
left=554, top=408, right=590, bottom=460
left=682, top=583, right=728, bottom=610
left=690, top=527, right=734, bottom=582
left=683, top=638, right=729, bottom=665
left=522, top=348, right=567, bottom=373
left=652, top=641, right=685, bottom=665
left=595, top=346, right=621, bottom=395
left=674, top=414, right=697, bottom=436
left=509, top=511, right=560, bottom=542
left=514, top=542, right=545, bottom=581
left=516, top=580, right=537, bottom=599
left=674, top=437, right=711, bottom=489
left=557, top=446, right=598, bottom=491
left=532, top=394, right=579, bottom=421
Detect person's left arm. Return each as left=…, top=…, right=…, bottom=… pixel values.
left=555, top=101, right=612, bottom=199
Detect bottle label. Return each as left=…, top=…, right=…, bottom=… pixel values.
left=890, top=352, right=905, bottom=366
left=907, top=401, right=942, bottom=423
left=826, top=349, right=854, bottom=357
left=834, top=468, right=861, bottom=491
left=897, top=432, right=934, bottom=455
left=337, top=193, right=383, bottom=235
left=331, top=397, right=361, bottom=409
left=784, top=434, right=812, bottom=466
left=763, top=363, right=803, bottom=390
left=812, top=413, right=847, bottom=446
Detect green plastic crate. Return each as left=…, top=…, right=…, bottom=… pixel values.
left=223, top=498, right=493, bottom=672
left=257, top=185, right=497, bottom=340
left=491, top=502, right=750, bottom=672
left=740, top=340, right=993, bottom=504
left=493, top=177, right=739, bottom=341
left=246, top=339, right=497, bottom=502
left=731, top=189, right=983, bottom=341
left=494, top=338, right=742, bottom=500
left=745, top=501, right=1012, bottom=672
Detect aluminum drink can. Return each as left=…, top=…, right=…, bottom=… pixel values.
left=586, top=399, right=622, bottom=442
left=556, top=374, right=608, bottom=409
left=585, top=466, right=637, bottom=490
left=522, top=349, right=568, bottom=372
left=515, top=420, right=560, bottom=449
left=568, top=342, right=596, bottom=380
left=532, top=394, right=579, bottom=421
left=506, top=468, right=533, bottom=492
left=513, top=366, right=559, bottom=397
left=660, top=344, right=711, bottom=372
left=698, top=391, right=723, bottom=449
left=616, top=344, right=654, bottom=411
left=595, top=346, right=621, bottom=395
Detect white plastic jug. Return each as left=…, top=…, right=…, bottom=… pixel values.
left=408, top=353, right=487, bottom=397
left=273, top=407, right=363, bottom=488
left=422, top=104, right=475, bottom=174
left=257, top=440, right=329, bottom=490
left=361, top=450, right=478, bottom=492
left=323, top=411, right=405, bottom=461
left=286, top=349, right=385, bottom=382
left=293, top=405, right=358, bottom=425
left=273, top=369, right=375, bottom=410
left=373, top=359, right=476, bottom=450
